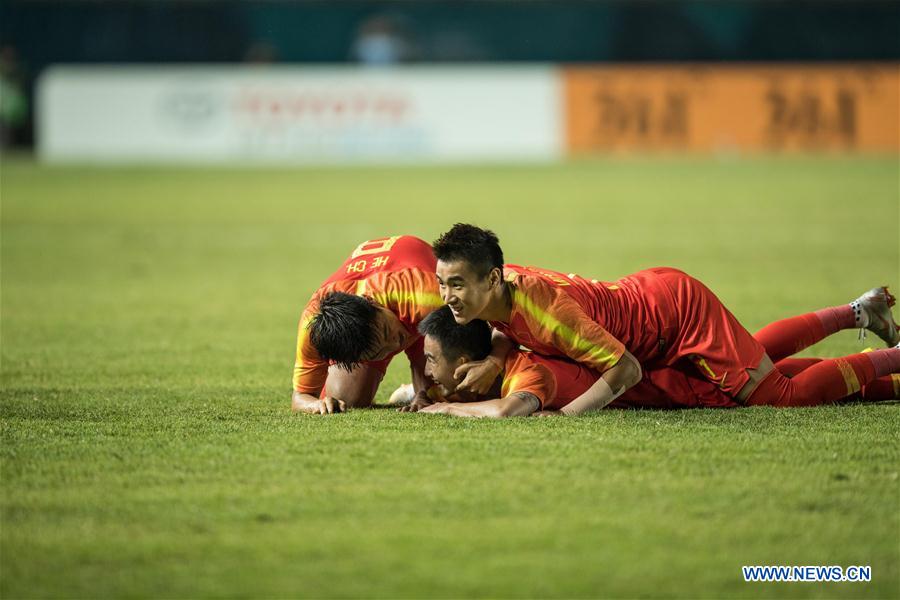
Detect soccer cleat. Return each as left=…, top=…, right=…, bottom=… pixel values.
left=851, top=286, right=900, bottom=347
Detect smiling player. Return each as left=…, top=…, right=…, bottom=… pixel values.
left=430, top=224, right=900, bottom=413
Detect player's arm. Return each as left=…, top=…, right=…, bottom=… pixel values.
left=424, top=354, right=551, bottom=418
left=404, top=337, right=431, bottom=395
left=292, top=391, right=346, bottom=415
left=420, top=391, right=540, bottom=418
left=403, top=337, right=436, bottom=412
left=559, top=349, right=641, bottom=415
left=374, top=268, right=445, bottom=408
left=454, top=329, right=514, bottom=394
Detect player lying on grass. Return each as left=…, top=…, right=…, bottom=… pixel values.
left=429, top=223, right=900, bottom=414
left=390, top=306, right=898, bottom=417
left=290, top=235, right=445, bottom=414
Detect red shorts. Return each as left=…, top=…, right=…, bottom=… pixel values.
left=641, top=268, right=766, bottom=398
left=613, top=363, right=739, bottom=409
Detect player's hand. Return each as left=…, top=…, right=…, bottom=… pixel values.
left=398, top=391, right=433, bottom=413
left=453, top=358, right=502, bottom=395
left=532, top=410, right=562, bottom=417
left=299, top=397, right=346, bottom=415
left=419, top=402, right=452, bottom=415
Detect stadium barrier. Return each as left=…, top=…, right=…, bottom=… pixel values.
left=38, top=64, right=898, bottom=163
left=564, top=64, right=899, bottom=154
left=37, top=66, right=561, bottom=163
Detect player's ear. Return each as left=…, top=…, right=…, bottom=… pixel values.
left=489, top=267, right=502, bottom=288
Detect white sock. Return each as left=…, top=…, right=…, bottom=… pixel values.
left=850, top=300, right=870, bottom=328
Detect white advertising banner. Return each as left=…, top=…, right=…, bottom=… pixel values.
left=37, top=66, right=562, bottom=163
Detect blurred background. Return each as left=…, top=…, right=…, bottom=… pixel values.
left=1, top=0, right=898, bottom=159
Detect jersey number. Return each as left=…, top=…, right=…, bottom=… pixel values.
left=351, top=236, right=401, bottom=258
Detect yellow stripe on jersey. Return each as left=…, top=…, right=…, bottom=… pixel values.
left=512, top=288, right=620, bottom=370
left=501, top=373, right=520, bottom=399
left=370, top=289, right=444, bottom=310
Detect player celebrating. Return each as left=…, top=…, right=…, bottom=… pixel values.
left=398, top=306, right=898, bottom=418
left=430, top=224, right=900, bottom=414
left=291, top=235, right=443, bottom=414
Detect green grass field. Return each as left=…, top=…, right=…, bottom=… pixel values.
left=2, top=156, right=898, bottom=598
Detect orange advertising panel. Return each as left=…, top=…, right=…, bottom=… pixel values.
left=564, top=64, right=899, bottom=154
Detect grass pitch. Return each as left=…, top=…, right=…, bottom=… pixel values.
left=2, top=156, right=899, bottom=598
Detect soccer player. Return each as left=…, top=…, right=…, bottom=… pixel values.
left=403, top=306, right=898, bottom=418
left=291, top=235, right=444, bottom=414
left=430, top=224, right=900, bottom=414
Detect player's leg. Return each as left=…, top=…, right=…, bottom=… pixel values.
left=613, top=356, right=898, bottom=409
left=754, top=287, right=899, bottom=362
left=859, top=373, right=900, bottom=401
left=774, top=357, right=821, bottom=376
left=776, top=356, right=900, bottom=401
left=322, top=357, right=390, bottom=409
left=746, top=346, right=900, bottom=406
left=649, top=270, right=899, bottom=406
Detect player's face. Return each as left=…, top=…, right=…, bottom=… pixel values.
left=436, top=260, right=498, bottom=324
left=423, top=334, right=464, bottom=395
left=364, top=306, right=414, bottom=361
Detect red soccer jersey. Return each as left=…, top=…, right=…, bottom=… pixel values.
left=490, top=265, right=636, bottom=373
left=493, top=265, right=715, bottom=369
left=293, top=235, right=442, bottom=393
left=499, top=350, right=557, bottom=408
left=492, top=264, right=764, bottom=398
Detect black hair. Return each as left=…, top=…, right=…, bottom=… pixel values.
left=308, top=292, right=378, bottom=369
left=418, top=305, right=492, bottom=362
left=432, top=223, right=504, bottom=279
